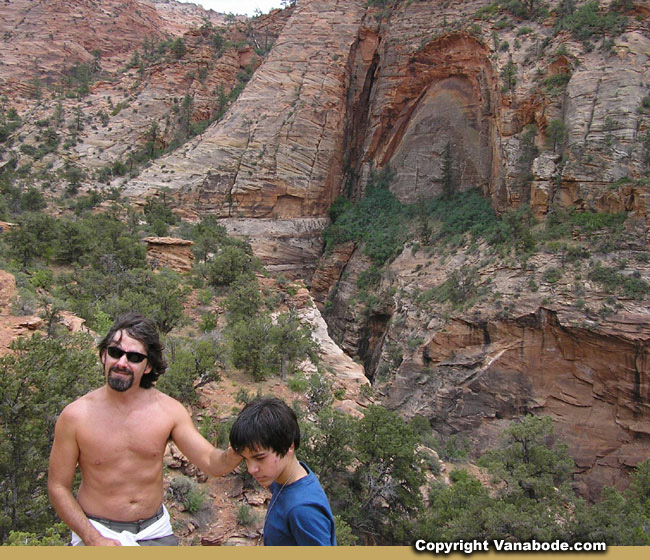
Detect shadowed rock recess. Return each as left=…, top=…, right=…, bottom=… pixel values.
left=1, top=0, right=650, bottom=501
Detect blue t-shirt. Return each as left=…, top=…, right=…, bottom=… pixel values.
left=263, top=462, right=337, bottom=546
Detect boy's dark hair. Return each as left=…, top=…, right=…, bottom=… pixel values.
left=97, top=312, right=167, bottom=388
left=229, top=397, right=300, bottom=457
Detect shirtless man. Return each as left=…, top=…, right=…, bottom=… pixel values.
left=48, top=312, right=241, bottom=546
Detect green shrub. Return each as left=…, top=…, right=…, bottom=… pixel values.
left=420, top=265, right=481, bottom=308
left=184, top=487, right=205, bottom=514
left=0, top=333, right=100, bottom=542
left=323, top=168, right=406, bottom=265
left=19, top=143, right=36, bottom=156
left=438, top=435, right=471, bottom=462
left=199, top=312, right=217, bottom=332
left=588, top=262, right=650, bottom=299
left=475, top=2, right=501, bottom=19
left=555, top=1, right=628, bottom=42
left=4, top=523, right=68, bottom=546
left=570, top=210, right=626, bottom=233
left=205, top=244, right=259, bottom=287
left=157, top=338, right=222, bottom=404
left=544, top=208, right=626, bottom=240
left=544, top=72, right=571, bottom=93
left=288, top=371, right=309, bottom=392
left=641, top=95, right=650, bottom=112
left=333, top=515, right=358, bottom=545
left=543, top=267, right=563, bottom=283
left=357, top=265, right=382, bottom=290
left=168, top=475, right=205, bottom=514
left=236, top=504, right=258, bottom=527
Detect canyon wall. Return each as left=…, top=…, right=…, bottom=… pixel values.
left=308, top=0, right=650, bottom=498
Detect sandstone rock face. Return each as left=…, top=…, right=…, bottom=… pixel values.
left=144, top=236, right=194, bottom=272
left=554, top=30, right=650, bottom=216
left=354, top=31, right=497, bottom=203
left=344, top=1, right=650, bottom=217
left=310, top=241, right=356, bottom=302
left=318, top=234, right=650, bottom=500
left=0, top=0, right=242, bottom=99
left=0, top=0, right=165, bottom=97
left=0, top=270, right=16, bottom=316
left=0, top=0, right=291, bottom=218
left=220, top=217, right=329, bottom=278
left=300, top=305, right=369, bottom=391
left=315, top=246, right=378, bottom=359
left=121, top=0, right=368, bottom=220
left=387, top=309, right=650, bottom=501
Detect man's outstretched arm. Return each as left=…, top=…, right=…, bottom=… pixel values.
left=170, top=399, right=242, bottom=477
left=48, top=408, right=120, bottom=546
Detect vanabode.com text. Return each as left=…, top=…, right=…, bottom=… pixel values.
left=414, top=539, right=607, bottom=554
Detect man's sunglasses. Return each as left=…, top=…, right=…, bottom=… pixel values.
left=106, top=346, right=148, bottom=364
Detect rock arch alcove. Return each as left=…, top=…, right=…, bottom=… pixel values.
left=363, top=33, right=498, bottom=203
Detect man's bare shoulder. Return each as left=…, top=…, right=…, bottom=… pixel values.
left=59, top=388, right=104, bottom=417
left=152, top=389, right=189, bottom=417
left=53, top=389, right=104, bottom=435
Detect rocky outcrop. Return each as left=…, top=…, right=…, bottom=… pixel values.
left=317, top=233, right=650, bottom=499
left=387, top=308, right=650, bottom=500
left=353, top=30, right=497, bottom=203
left=343, top=0, right=650, bottom=219
left=145, top=236, right=195, bottom=272
left=120, top=0, right=369, bottom=219
left=300, top=304, right=369, bottom=397
left=0, top=0, right=246, bottom=99
left=0, top=270, right=16, bottom=317
left=0, top=0, right=291, bottom=223
left=221, top=217, right=329, bottom=278
left=310, top=241, right=356, bottom=301
left=0, top=0, right=166, bottom=96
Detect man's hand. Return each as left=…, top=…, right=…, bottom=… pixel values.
left=86, top=534, right=122, bottom=546
left=171, top=400, right=243, bottom=477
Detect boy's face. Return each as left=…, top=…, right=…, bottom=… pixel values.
left=239, top=445, right=294, bottom=488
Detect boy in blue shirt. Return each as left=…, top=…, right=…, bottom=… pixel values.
left=229, top=397, right=337, bottom=546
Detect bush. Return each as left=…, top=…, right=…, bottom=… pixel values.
left=543, top=207, right=626, bottom=241
left=236, top=504, right=258, bottom=527
left=323, top=167, right=406, bottom=265
left=4, top=523, right=68, bottom=546
left=544, top=72, right=571, bottom=94
left=59, top=265, right=188, bottom=335
left=0, top=333, right=101, bottom=543
left=288, top=371, right=309, bottom=392
left=157, top=337, right=222, bottom=404
left=555, top=1, right=628, bottom=42
left=588, top=262, right=650, bottom=299
left=543, top=267, right=563, bottom=284
left=6, top=212, right=58, bottom=267
left=205, top=244, right=259, bottom=287
left=168, top=475, right=205, bottom=514
left=419, top=265, right=481, bottom=308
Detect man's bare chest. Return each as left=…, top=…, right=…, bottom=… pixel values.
left=77, top=406, right=172, bottom=466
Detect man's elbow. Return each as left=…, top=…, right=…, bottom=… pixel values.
left=47, top=479, right=70, bottom=508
